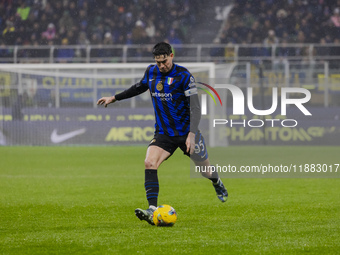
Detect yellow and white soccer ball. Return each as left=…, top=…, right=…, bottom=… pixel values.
left=152, top=204, right=177, bottom=226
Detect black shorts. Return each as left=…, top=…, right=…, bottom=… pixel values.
left=148, top=131, right=208, bottom=162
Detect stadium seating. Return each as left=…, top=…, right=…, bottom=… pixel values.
left=219, top=0, right=340, bottom=45
left=0, top=0, right=204, bottom=47
left=0, top=1, right=339, bottom=64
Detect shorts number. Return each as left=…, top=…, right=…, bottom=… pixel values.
left=194, top=140, right=205, bottom=154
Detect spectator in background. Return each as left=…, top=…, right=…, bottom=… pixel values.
left=91, top=22, right=105, bottom=43
left=300, top=19, right=311, bottom=39
left=330, top=7, right=340, bottom=27
left=39, top=13, right=50, bottom=35
left=0, top=3, right=6, bottom=22
left=16, top=23, right=29, bottom=44
left=126, top=32, right=133, bottom=45
left=77, top=8, right=88, bottom=33
left=276, top=38, right=294, bottom=58
left=102, top=0, right=116, bottom=26
left=65, top=29, right=77, bottom=45
left=275, top=9, right=288, bottom=38
left=132, top=20, right=147, bottom=44
left=2, top=20, right=16, bottom=45
left=76, top=31, right=89, bottom=58
left=103, top=31, right=113, bottom=46
left=103, top=31, right=114, bottom=62
left=242, top=8, right=256, bottom=28
left=274, top=38, right=293, bottom=69
left=59, top=10, right=74, bottom=31
left=68, top=1, right=78, bottom=19
left=145, top=18, right=156, bottom=39
left=41, top=23, right=56, bottom=42
left=77, top=30, right=89, bottom=46
left=262, top=29, right=279, bottom=65
left=167, top=29, right=182, bottom=45
left=16, top=1, right=30, bottom=21
left=90, top=33, right=105, bottom=62
left=264, top=29, right=279, bottom=47
left=42, top=2, right=53, bottom=18
left=27, top=22, right=41, bottom=43
left=234, top=20, right=248, bottom=43
left=330, top=7, right=340, bottom=38
left=52, top=2, right=63, bottom=21
left=56, top=38, right=74, bottom=63
left=26, top=11, right=37, bottom=29
left=124, top=12, right=135, bottom=34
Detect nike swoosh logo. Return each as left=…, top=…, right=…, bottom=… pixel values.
left=51, top=128, right=86, bottom=144
left=149, top=79, right=155, bottom=81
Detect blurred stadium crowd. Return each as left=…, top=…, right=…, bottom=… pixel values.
left=1, top=0, right=340, bottom=62
left=219, top=0, right=340, bottom=45
left=0, top=0, right=202, bottom=47
left=209, top=0, right=340, bottom=65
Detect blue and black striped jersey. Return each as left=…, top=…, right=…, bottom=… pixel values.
left=115, top=63, right=200, bottom=137
left=140, top=63, right=196, bottom=136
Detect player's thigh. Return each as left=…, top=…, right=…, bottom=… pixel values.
left=145, top=145, right=171, bottom=169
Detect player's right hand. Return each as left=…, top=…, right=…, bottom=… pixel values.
left=186, top=132, right=196, bottom=155
left=97, top=96, right=116, bottom=107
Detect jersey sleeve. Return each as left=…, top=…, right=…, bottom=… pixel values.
left=114, top=66, right=150, bottom=101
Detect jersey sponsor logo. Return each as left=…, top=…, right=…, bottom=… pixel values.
left=151, top=92, right=173, bottom=101
left=51, top=128, right=86, bottom=143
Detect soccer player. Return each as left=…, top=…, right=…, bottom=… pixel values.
left=97, top=42, right=228, bottom=225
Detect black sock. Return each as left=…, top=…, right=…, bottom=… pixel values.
left=208, top=166, right=219, bottom=183
left=144, top=169, right=159, bottom=207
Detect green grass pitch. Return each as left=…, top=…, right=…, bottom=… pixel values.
left=0, top=146, right=339, bottom=254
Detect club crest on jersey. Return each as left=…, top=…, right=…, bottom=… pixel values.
left=156, top=81, right=163, bottom=91
left=167, top=77, right=174, bottom=85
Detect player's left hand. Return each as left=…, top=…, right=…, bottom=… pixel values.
left=186, top=132, right=196, bottom=155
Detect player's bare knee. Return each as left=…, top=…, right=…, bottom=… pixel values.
left=144, top=159, right=157, bottom=169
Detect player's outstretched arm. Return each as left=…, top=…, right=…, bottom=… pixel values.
left=97, top=96, right=116, bottom=108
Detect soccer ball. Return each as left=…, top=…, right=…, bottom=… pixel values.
left=152, top=204, right=177, bottom=226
